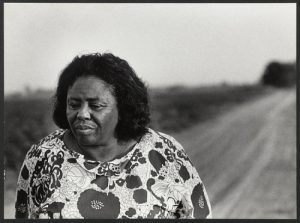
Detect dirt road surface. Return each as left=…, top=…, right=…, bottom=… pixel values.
left=5, top=88, right=296, bottom=219
left=174, top=88, right=296, bottom=218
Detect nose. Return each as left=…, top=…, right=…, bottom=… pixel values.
left=77, top=104, right=91, bottom=120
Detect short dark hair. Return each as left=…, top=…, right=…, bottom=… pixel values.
left=53, top=53, right=150, bottom=142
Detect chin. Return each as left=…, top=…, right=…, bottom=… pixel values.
left=76, top=135, right=97, bottom=146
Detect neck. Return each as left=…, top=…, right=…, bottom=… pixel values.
left=64, top=130, right=136, bottom=162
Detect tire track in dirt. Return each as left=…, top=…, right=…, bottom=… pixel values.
left=176, top=89, right=296, bottom=218
left=212, top=97, right=290, bottom=217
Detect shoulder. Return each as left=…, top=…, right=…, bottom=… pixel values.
left=145, top=128, right=189, bottom=157
left=17, top=129, right=67, bottom=185
left=36, top=129, right=66, bottom=146
left=26, top=129, right=66, bottom=160
left=142, top=128, right=191, bottom=166
left=141, top=129, right=201, bottom=189
left=145, top=128, right=181, bottom=147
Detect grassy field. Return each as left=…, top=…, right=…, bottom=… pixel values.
left=149, top=84, right=271, bottom=133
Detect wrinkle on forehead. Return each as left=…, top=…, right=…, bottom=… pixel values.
left=67, top=76, right=115, bottom=103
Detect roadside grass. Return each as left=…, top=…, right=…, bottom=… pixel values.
left=150, top=84, right=271, bottom=133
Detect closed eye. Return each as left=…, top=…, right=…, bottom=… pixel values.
left=68, top=102, right=80, bottom=110
left=90, top=103, right=106, bottom=110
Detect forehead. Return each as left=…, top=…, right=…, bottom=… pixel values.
left=67, top=76, right=114, bottom=99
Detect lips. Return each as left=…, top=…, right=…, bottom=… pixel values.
left=74, top=123, right=97, bottom=135
left=75, top=124, right=95, bottom=130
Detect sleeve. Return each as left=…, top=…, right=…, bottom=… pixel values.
left=172, top=139, right=212, bottom=219
left=15, top=158, right=30, bottom=218
left=15, top=145, right=38, bottom=218
left=178, top=164, right=212, bottom=219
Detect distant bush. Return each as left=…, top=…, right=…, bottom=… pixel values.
left=4, top=98, right=53, bottom=172
left=261, top=61, right=296, bottom=88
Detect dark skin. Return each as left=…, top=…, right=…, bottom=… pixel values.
left=63, top=76, right=137, bottom=162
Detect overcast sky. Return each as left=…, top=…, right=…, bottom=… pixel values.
left=4, top=3, right=296, bottom=94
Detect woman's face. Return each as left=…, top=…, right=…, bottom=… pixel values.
left=66, top=76, right=119, bottom=146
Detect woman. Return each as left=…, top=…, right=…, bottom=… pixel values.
left=15, top=53, right=212, bottom=219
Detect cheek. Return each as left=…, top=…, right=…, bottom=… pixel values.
left=99, top=110, right=118, bottom=127
left=110, top=111, right=119, bottom=129
left=66, top=109, right=77, bottom=123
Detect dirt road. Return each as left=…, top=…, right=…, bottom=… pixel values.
left=175, top=88, right=296, bottom=218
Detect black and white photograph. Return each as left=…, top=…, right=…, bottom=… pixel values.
left=4, top=2, right=296, bottom=219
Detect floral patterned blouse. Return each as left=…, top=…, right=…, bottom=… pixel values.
left=15, top=128, right=212, bottom=219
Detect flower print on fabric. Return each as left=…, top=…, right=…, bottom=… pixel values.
left=191, top=183, right=210, bottom=218
left=164, top=148, right=175, bottom=162
left=124, top=148, right=146, bottom=174
left=15, top=189, right=28, bottom=218
left=157, top=132, right=177, bottom=153
left=83, top=160, right=99, bottom=170
left=133, top=189, right=147, bottom=204
left=43, top=202, right=65, bottom=219
left=63, top=165, right=93, bottom=189
left=174, top=201, right=193, bottom=219
left=147, top=205, right=165, bottom=218
left=147, top=177, right=194, bottom=217
left=125, top=175, right=142, bottom=189
left=30, top=150, right=64, bottom=206
left=125, top=207, right=136, bottom=218
left=77, top=189, right=120, bottom=219
left=91, top=175, right=109, bottom=190
left=158, top=131, right=190, bottom=162
left=97, top=162, right=121, bottom=176
left=148, top=150, right=167, bottom=176
left=15, top=128, right=211, bottom=219
left=27, top=144, right=42, bottom=159
left=20, top=164, right=29, bottom=180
